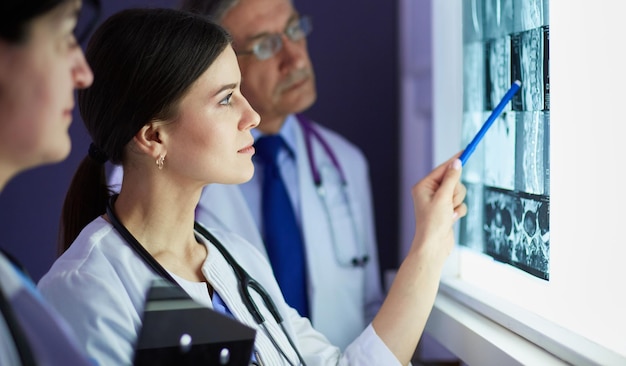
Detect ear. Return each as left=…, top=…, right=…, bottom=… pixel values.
left=133, top=120, right=167, bottom=159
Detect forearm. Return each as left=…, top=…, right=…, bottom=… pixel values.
left=371, top=243, right=443, bottom=365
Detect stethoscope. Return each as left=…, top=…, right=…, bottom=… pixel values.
left=106, top=196, right=307, bottom=366
left=296, top=114, right=369, bottom=267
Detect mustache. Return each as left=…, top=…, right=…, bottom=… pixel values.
left=277, top=68, right=312, bottom=92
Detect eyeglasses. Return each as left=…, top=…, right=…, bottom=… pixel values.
left=236, top=15, right=312, bottom=61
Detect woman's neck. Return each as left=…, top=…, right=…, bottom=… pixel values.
left=111, top=187, right=207, bottom=282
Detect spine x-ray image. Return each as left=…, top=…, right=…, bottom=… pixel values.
left=459, top=0, right=550, bottom=280
left=483, top=187, right=549, bottom=279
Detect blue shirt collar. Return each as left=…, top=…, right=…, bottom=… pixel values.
left=252, top=114, right=298, bottom=158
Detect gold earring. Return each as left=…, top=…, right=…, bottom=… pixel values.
left=156, top=155, right=165, bottom=170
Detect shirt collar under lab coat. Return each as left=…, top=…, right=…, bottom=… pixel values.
left=251, top=114, right=299, bottom=160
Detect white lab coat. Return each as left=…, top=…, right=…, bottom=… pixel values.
left=196, top=115, right=384, bottom=350
left=106, top=114, right=385, bottom=350
left=37, top=218, right=399, bottom=366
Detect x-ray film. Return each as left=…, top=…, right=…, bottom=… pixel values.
left=512, top=0, right=548, bottom=33
left=483, top=111, right=516, bottom=190
left=459, top=182, right=485, bottom=251
left=484, top=0, right=514, bottom=40
left=483, top=187, right=549, bottom=279
left=511, top=26, right=549, bottom=111
left=515, top=111, right=549, bottom=195
left=461, top=0, right=549, bottom=280
left=463, top=0, right=483, bottom=43
left=464, top=42, right=486, bottom=112
left=486, top=36, right=512, bottom=111
left=461, top=112, right=487, bottom=183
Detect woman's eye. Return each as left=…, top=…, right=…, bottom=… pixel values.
left=219, top=92, right=234, bottom=106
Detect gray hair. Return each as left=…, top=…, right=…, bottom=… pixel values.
left=179, top=0, right=241, bottom=22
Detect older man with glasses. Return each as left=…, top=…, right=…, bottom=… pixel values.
left=178, top=0, right=385, bottom=350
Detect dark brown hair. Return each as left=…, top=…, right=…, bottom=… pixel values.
left=59, top=7, right=231, bottom=254
left=0, top=0, right=100, bottom=43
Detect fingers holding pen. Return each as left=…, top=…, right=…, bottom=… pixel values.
left=408, top=155, right=465, bottom=262
left=452, top=179, right=468, bottom=220
left=413, top=154, right=460, bottom=208
left=412, top=155, right=465, bottom=231
left=435, top=152, right=467, bottom=221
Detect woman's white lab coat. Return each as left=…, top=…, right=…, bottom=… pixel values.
left=105, top=114, right=385, bottom=350
left=196, top=115, right=385, bottom=350
left=37, top=218, right=399, bottom=365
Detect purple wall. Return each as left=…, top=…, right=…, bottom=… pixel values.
left=0, top=0, right=399, bottom=282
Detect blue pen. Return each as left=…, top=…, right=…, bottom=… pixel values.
left=459, top=80, right=522, bottom=166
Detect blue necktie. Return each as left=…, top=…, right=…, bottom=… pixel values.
left=254, top=135, right=309, bottom=318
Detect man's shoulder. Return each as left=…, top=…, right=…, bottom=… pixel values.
left=304, top=119, right=365, bottom=157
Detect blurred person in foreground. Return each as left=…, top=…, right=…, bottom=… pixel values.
left=0, top=0, right=96, bottom=364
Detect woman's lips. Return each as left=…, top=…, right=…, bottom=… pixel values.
left=238, top=144, right=255, bottom=154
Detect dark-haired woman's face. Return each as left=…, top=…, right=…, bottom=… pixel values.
left=0, top=0, right=92, bottom=182
left=161, top=45, right=260, bottom=186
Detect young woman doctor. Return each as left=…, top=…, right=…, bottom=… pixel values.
left=38, top=7, right=467, bottom=366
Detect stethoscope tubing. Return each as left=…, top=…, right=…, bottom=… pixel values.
left=106, top=196, right=306, bottom=365
left=296, top=114, right=369, bottom=267
left=298, top=114, right=347, bottom=186
left=194, top=223, right=307, bottom=366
